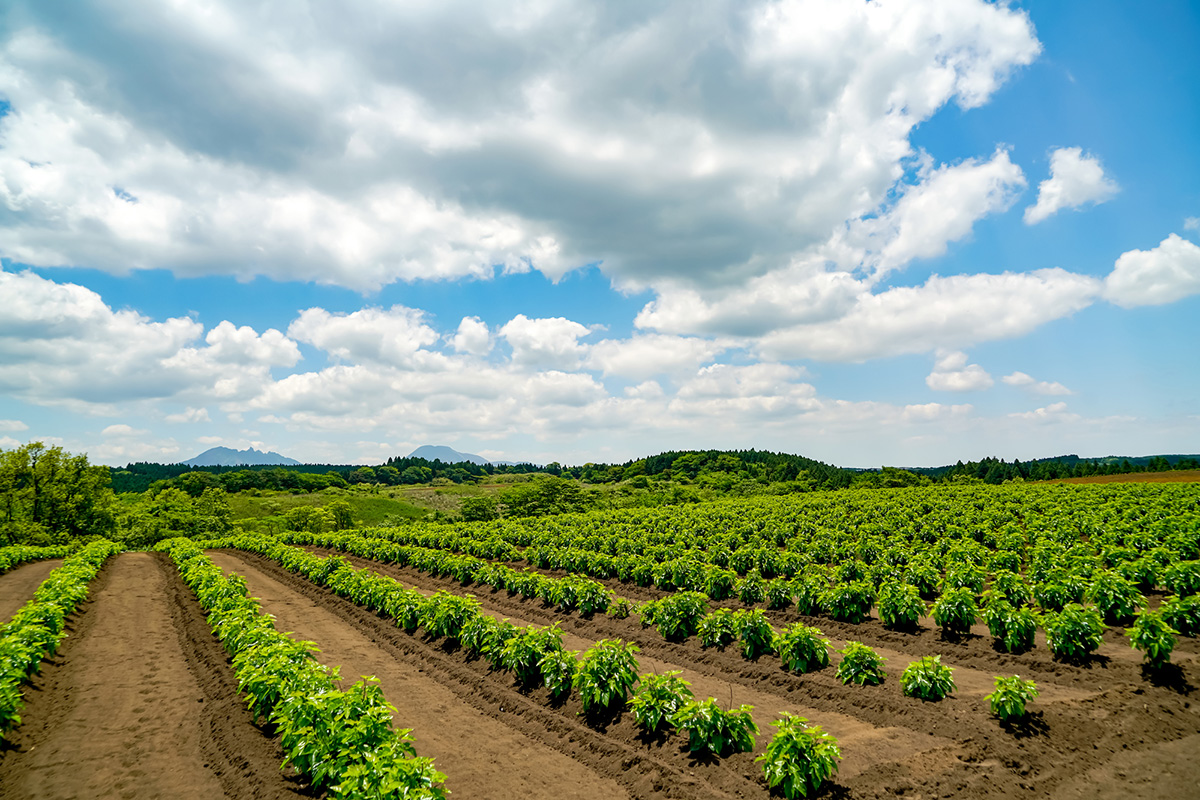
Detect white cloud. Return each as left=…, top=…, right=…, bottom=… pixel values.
left=925, top=350, right=993, bottom=392
left=203, top=322, right=300, bottom=367
left=754, top=268, right=1101, bottom=362
left=0, top=419, right=28, bottom=432
left=856, top=149, right=1026, bottom=276
left=1002, top=371, right=1072, bottom=396
left=288, top=306, right=438, bottom=366
left=1024, top=147, right=1119, bottom=225
left=1185, top=217, right=1200, bottom=232
left=100, top=424, right=145, bottom=437
left=585, top=334, right=726, bottom=380
left=1103, top=234, right=1200, bottom=307
left=165, top=407, right=212, bottom=423
left=1008, top=401, right=1081, bottom=424
left=499, top=314, right=591, bottom=369
left=451, top=316, right=492, bottom=356
left=0, top=0, right=1038, bottom=292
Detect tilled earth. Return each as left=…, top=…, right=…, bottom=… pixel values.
left=0, top=550, right=1196, bottom=800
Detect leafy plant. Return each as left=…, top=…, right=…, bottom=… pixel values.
left=900, top=655, right=956, bottom=701
left=1162, top=594, right=1200, bottom=637
left=606, top=597, right=632, bottom=619
left=766, top=578, right=794, bottom=609
left=990, top=570, right=1032, bottom=606
left=776, top=624, right=831, bottom=674
left=629, top=670, right=694, bottom=732
left=1164, top=560, right=1200, bottom=597
left=573, top=639, right=641, bottom=714
left=1088, top=571, right=1143, bottom=625
left=932, top=587, right=977, bottom=634
left=697, top=608, right=738, bottom=649
left=756, top=713, right=841, bottom=800
left=982, top=600, right=1037, bottom=653
left=985, top=675, right=1038, bottom=721
left=737, top=569, right=767, bottom=605
left=652, top=591, right=709, bottom=641
left=878, top=581, right=925, bottom=631
left=670, top=698, right=758, bottom=755
left=822, top=581, right=875, bottom=624
left=538, top=648, right=578, bottom=700
left=1125, top=610, right=1177, bottom=667
left=733, top=609, right=777, bottom=660
left=1043, top=603, right=1104, bottom=660
left=499, top=624, right=564, bottom=685
left=835, top=642, right=885, bottom=686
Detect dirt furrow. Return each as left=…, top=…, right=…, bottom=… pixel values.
left=294, top=547, right=1200, bottom=800
left=0, top=552, right=306, bottom=800
left=0, top=558, right=63, bottom=622
left=206, top=550, right=646, bottom=800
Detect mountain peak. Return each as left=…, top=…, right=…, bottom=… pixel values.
left=181, top=446, right=300, bottom=467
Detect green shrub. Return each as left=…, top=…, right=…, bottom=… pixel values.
left=652, top=592, right=709, bottom=641
left=900, top=655, right=956, bottom=701
left=932, top=587, right=977, bottom=634
left=990, top=570, right=1032, bottom=606
left=737, top=569, right=767, bottom=605
left=606, top=597, right=632, bottom=619
left=757, top=713, right=841, bottom=800
left=573, top=639, right=640, bottom=713
left=982, top=600, right=1037, bottom=653
left=878, top=581, right=925, bottom=631
left=1163, top=561, right=1200, bottom=597
left=766, top=578, right=794, bottom=610
left=1044, top=603, right=1104, bottom=660
left=1125, top=610, right=1177, bottom=667
left=499, top=624, right=564, bottom=685
left=1162, top=594, right=1200, bottom=636
left=791, top=574, right=827, bottom=615
left=986, top=675, right=1038, bottom=721
left=733, top=609, right=777, bottom=660
left=629, top=671, right=694, bottom=732
left=822, top=581, right=875, bottom=624
left=670, top=698, right=758, bottom=755
left=776, top=624, right=831, bottom=674
left=697, top=608, right=738, bottom=649
left=835, top=642, right=885, bottom=686
left=538, top=648, right=578, bottom=699
left=1088, top=571, right=1143, bottom=625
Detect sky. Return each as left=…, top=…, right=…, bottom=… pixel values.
left=0, top=0, right=1198, bottom=469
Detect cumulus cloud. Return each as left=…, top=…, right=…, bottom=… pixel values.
left=499, top=314, right=591, bottom=369
left=925, top=351, right=993, bottom=392
left=451, top=316, right=492, bottom=356
left=1002, top=371, right=1072, bottom=395
left=754, top=268, right=1101, bottom=362
left=1024, top=147, right=1119, bottom=225
left=288, top=306, right=438, bottom=367
left=0, top=419, right=28, bottom=432
left=1103, top=234, right=1200, bottom=307
left=855, top=149, right=1026, bottom=276
left=585, top=334, right=726, bottom=381
left=0, top=0, right=1038, bottom=291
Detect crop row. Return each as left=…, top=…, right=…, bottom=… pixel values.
left=154, top=538, right=447, bottom=800
left=0, top=544, right=71, bottom=575
left=0, top=539, right=121, bottom=735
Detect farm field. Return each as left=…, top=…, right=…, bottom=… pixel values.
left=0, top=481, right=1198, bottom=799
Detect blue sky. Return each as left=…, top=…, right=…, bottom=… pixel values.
left=0, top=0, right=1197, bottom=468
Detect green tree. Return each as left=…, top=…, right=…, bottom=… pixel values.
left=0, top=442, right=116, bottom=545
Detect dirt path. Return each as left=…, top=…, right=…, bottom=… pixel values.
left=0, top=552, right=306, bottom=800
left=207, top=550, right=636, bottom=800
left=0, top=558, right=62, bottom=622
left=294, top=547, right=1200, bottom=800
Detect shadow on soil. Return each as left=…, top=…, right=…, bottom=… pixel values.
left=998, top=711, right=1050, bottom=739
left=1142, top=663, right=1193, bottom=695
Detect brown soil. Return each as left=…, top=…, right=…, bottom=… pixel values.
left=280, top=546, right=1200, bottom=800
left=0, top=552, right=309, bottom=800
left=0, top=558, right=62, bottom=622
left=1044, top=469, right=1200, bottom=484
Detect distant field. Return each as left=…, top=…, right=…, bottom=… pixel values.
left=1045, top=469, right=1200, bottom=485
left=227, top=489, right=428, bottom=525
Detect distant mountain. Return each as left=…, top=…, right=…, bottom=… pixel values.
left=181, top=446, right=300, bottom=467
left=407, top=445, right=491, bottom=465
